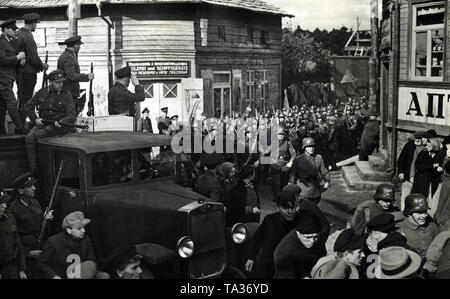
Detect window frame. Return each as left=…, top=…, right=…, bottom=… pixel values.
left=212, top=71, right=232, bottom=118
left=410, top=1, right=446, bottom=81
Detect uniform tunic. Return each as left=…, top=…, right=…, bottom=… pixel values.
left=0, top=213, right=26, bottom=278
left=107, top=82, right=145, bottom=116
left=398, top=218, right=439, bottom=258
left=57, top=48, right=90, bottom=99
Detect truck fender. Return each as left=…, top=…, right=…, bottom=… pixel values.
left=135, top=243, right=177, bottom=265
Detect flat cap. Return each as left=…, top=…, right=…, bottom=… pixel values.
left=47, top=69, right=65, bottom=83
left=296, top=210, right=322, bottom=234
left=366, top=213, right=396, bottom=233
left=282, top=184, right=302, bottom=195
left=115, top=66, right=132, bottom=79
left=22, top=12, right=40, bottom=23
left=63, top=35, right=84, bottom=47
left=333, top=228, right=363, bottom=252
left=274, top=191, right=297, bottom=209
left=11, top=172, right=35, bottom=189
left=170, top=115, right=179, bottom=120
left=424, top=129, right=437, bottom=139
left=104, top=246, right=142, bottom=274
left=62, top=211, right=91, bottom=229
left=142, top=108, right=149, bottom=114
left=0, top=19, right=18, bottom=30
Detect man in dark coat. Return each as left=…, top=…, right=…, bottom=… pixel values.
left=57, top=35, right=94, bottom=114
left=108, top=66, right=145, bottom=117
left=136, top=107, right=153, bottom=133
left=269, top=127, right=296, bottom=195
left=0, top=189, right=27, bottom=279
left=273, top=210, right=325, bottom=279
left=0, top=19, right=26, bottom=135
left=36, top=211, right=97, bottom=279
left=24, top=70, right=77, bottom=173
left=157, top=107, right=171, bottom=135
left=359, top=111, right=379, bottom=161
left=193, top=153, right=222, bottom=202
left=15, top=13, right=49, bottom=125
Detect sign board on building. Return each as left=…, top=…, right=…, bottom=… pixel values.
left=128, top=61, right=191, bottom=78
left=398, top=87, right=450, bottom=126
left=33, top=28, right=46, bottom=48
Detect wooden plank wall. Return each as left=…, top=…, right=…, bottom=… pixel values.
left=398, top=0, right=409, bottom=81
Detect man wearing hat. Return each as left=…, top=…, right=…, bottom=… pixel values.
left=273, top=210, right=326, bottom=279
left=104, top=246, right=143, bottom=279
left=15, top=12, right=49, bottom=125
left=108, top=66, right=144, bottom=117
left=311, top=258, right=359, bottom=279
left=289, top=137, right=330, bottom=205
left=0, top=187, right=27, bottom=279
left=376, top=246, right=421, bottom=279
left=166, top=115, right=182, bottom=136
left=397, top=131, right=426, bottom=210
left=36, top=211, right=98, bottom=279
left=0, top=19, right=27, bottom=135
left=136, top=107, right=153, bottom=133
left=398, top=193, right=438, bottom=258
left=157, top=107, right=171, bottom=135
left=193, top=153, right=223, bottom=202
left=24, top=69, right=77, bottom=174
left=57, top=35, right=94, bottom=114
left=358, top=108, right=379, bottom=161
left=351, top=183, right=400, bottom=236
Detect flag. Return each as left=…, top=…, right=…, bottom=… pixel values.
left=283, top=89, right=290, bottom=112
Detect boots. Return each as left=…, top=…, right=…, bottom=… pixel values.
left=8, top=109, right=26, bottom=135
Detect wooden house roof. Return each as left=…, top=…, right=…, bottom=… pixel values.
left=0, top=0, right=292, bottom=17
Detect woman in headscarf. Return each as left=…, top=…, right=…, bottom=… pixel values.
left=412, top=138, right=444, bottom=208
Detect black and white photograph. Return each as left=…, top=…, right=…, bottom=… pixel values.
left=1, top=0, right=450, bottom=288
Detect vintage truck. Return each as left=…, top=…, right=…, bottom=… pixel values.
left=1, top=131, right=249, bottom=278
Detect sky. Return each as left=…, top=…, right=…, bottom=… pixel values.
left=264, top=0, right=381, bottom=31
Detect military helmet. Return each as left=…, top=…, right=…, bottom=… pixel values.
left=302, top=137, right=316, bottom=149
left=403, top=193, right=430, bottom=216
left=373, top=183, right=396, bottom=202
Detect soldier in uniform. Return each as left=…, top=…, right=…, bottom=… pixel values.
left=359, top=109, right=380, bottom=161
left=289, top=137, right=330, bottom=205
left=157, top=107, right=171, bottom=135
left=24, top=70, right=77, bottom=174
left=57, top=35, right=94, bottom=114
left=136, top=108, right=153, bottom=133
left=7, top=173, right=53, bottom=277
left=15, top=13, right=49, bottom=125
left=108, top=66, right=145, bottom=117
left=0, top=20, right=26, bottom=135
left=269, top=127, right=296, bottom=195
left=0, top=188, right=27, bottom=279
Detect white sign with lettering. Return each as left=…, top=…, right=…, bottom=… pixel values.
left=399, top=87, right=450, bottom=126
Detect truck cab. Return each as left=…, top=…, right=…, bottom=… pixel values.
left=36, top=131, right=246, bottom=278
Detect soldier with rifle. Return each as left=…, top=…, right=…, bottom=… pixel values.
left=7, top=172, right=54, bottom=278
left=24, top=70, right=77, bottom=176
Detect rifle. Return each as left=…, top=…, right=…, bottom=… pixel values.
left=41, top=51, right=48, bottom=88
left=38, top=160, right=64, bottom=244
left=41, top=119, right=89, bottom=130
left=87, top=62, right=94, bottom=116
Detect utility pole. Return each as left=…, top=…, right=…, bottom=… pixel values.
left=369, top=0, right=380, bottom=113
left=68, top=0, right=80, bottom=36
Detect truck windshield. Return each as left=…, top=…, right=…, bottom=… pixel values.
left=92, top=150, right=134, bottom=186
left=137, top=147, right=175, bottom=181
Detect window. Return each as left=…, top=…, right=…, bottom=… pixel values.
left=144, top=84, right=154, bottom=98
left=213, top=72, right=232, bottom=118
left=91, top=150, right=133, bottom=186
left=247, top=27, right=254, bottom=44
left=53, top=151, right=80, bottom=189
left=163, top=83, right=177, bottom=98
left=246, top=70, right=269, bottom=112
left=412, top=2, right=445, bottom=81
left=218, top=25, right=226, bottom=42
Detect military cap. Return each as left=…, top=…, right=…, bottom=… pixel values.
left=366, top=213, right=396, bottom=233
left=282, top=184, right=302, bottom=195
left=115, top=66, right=132, bottom=79
left=142, top=108, right=150, bottom=114
left=333, top=228, right=363, bottom=252
left=22, top=12, right=40, bottom=23
left=274, top=191, right=297, bottom=209
left=104, top=246, right=142, bottom=274
left=62, top=211, right=91, bottom=229
left=63, top=35, right=84, bottom=47
left=11, top=172, right=35, bottom=190
left=424, top=129, right=437, bottom=139
left=170, top=115, right=179, bottom=120
left=161, top=107, right=168, bottom=113
left=414, top=131, right=425, bottom=139
left=0, top=19, right=18, bottom=30
left=296, top=210, right=322, bottom=234
left=47, top=69, right=65, bottom=83
left=0, top=184, right=11, bottom=204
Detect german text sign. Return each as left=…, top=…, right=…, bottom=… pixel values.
left=128, top=61, right=190, bottom=78
left=399, top=87, right=450, bottom=126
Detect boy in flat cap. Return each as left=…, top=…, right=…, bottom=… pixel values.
left=24, top=70, right=77, bottom=174
left=0, top=19, right=27, bottom=135
left=57, top=35, right=94, bottom=114
left=0, top=188, right=27, bottom=279
left=15, top=12, right=49, bottom=125
left=108, top=66, right=144, bottom=117
left=273, top=210, right=326, bottom=279
left=104, top=246, right=143, bottom=279
left=397, top=131, right=426, bottom=210
left=36, top=211, right=98, bottom=279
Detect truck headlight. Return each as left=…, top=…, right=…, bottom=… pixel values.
left=231, top=223, right=247, bottom=244
left=177, top=236, right=195, bottom=259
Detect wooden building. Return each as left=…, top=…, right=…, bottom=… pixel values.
left=0, top=0, right=290, bottom=126
left=380, top=0, right=450, bottom=169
